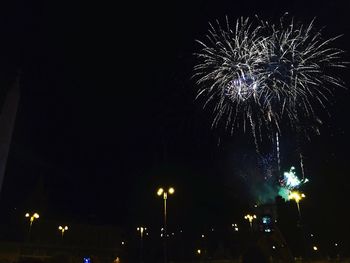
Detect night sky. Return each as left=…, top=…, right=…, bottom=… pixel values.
left=0, top=0, right=350, bottom=244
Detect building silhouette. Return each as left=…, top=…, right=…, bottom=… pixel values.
left=0, top=73, right=20, bottom=194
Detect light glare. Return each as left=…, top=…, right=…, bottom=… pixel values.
left=157, top=188, right=164, bottom=196
left=168, top=187, right=175, bottom=194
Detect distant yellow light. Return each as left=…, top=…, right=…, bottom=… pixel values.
left=244, top=214, right=257, bottom=221
left=59, top=225, right=68, bottom=232
left=25, top=212, right=40, bottom=223
left=313, top=246, right=318, bottom=251
left=197, top=249, right=201, bottom=255
left=288, top=191, right=305, bottom=202
left=137, top=227, right=146, bottom=234
left=168, top=187, right=175, bottom=194
left=157, top=188, right=164, bottom=196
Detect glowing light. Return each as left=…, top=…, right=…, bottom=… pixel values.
left=244, top=214, right=257, bottom=221
left=284, top=167, right=300, bottom=188
left=281, top=167, right=308, bottom=191
left=201, top=234, right=205, bottom=238
left=288, top=191, right=305, bottom=203
left=244, top=214, right=257, bottom=229
left=232, top=223, right=239, bottom=231
left=197, top=249, right=201, bottom=255
left=278, top=167, right=309, bottom=201
left=157, top=187, right=175, bottom=197
left=58, top=225, right=69, bottom=238
left=157, top=188, right=164, bottom=196
left=313, top=246, right=318, bottom=251
left=137, top=227, right=147, bottom=238
left=25, top=212, right=40, bottom=228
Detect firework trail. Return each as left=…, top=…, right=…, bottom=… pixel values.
left=299, top=152, right=305, bottom=179
left=276, top=132, right=281, bottom=173
left=194, top=15, right=346, bottom=147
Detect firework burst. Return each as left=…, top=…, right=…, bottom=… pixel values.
left=194, top=15, right=346, bottom=145
left=280, top=166, right=308, bottom=190
left=278, top=166, right=308, bottom=200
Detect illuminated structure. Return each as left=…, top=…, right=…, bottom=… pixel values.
left=137, top=226, right=147, bottom=262
left=157, top=187, right=175, bottom=263
left=25, top=212, right=40, bottom=234
left=58, top=225, right=69, bottom=238
left=288, top=191, right=305, bottom=218
left=244, top=214, right=257, bottom=230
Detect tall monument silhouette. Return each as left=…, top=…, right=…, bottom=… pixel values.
left=0, top=74, right=20, bottom=194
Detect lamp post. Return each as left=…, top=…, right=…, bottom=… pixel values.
left=288, top=191, right=305, bottom=219
left=157, top=187, right=175, bottom=263
left=244, top=214, right=257, bottom=230
left=58, top=225, right=69, bottom=239
left=25, top=212, right=39, bottom=237
left=137, top=226, right=147, bottom=263
left=232, top=223, right=239, bottom=232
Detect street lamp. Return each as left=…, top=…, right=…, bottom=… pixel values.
left=25, top=212, right=39, bottom=235
left=137, top=226, right=147, bottom=263
left=288, top=191, right=305, bottom=218
left=232, top=223, right=239, bottom=232
left=244, top=214, right=257, bottom=230
left=58, top=225, right=69, bottom=239
left=157, top=187, right=175, bottom=263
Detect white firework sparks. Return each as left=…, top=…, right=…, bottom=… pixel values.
left=194, top=16, right=346, bottom=145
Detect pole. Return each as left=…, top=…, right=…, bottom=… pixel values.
left=140, top=230, right=143, bottom=263
left=296, top=201, right=301, bottom=220
left=163, top=192, right=168, bottom=263
left=28, top=220, right=33, bottom=239
left=276, top=132, right=281, bottom=174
